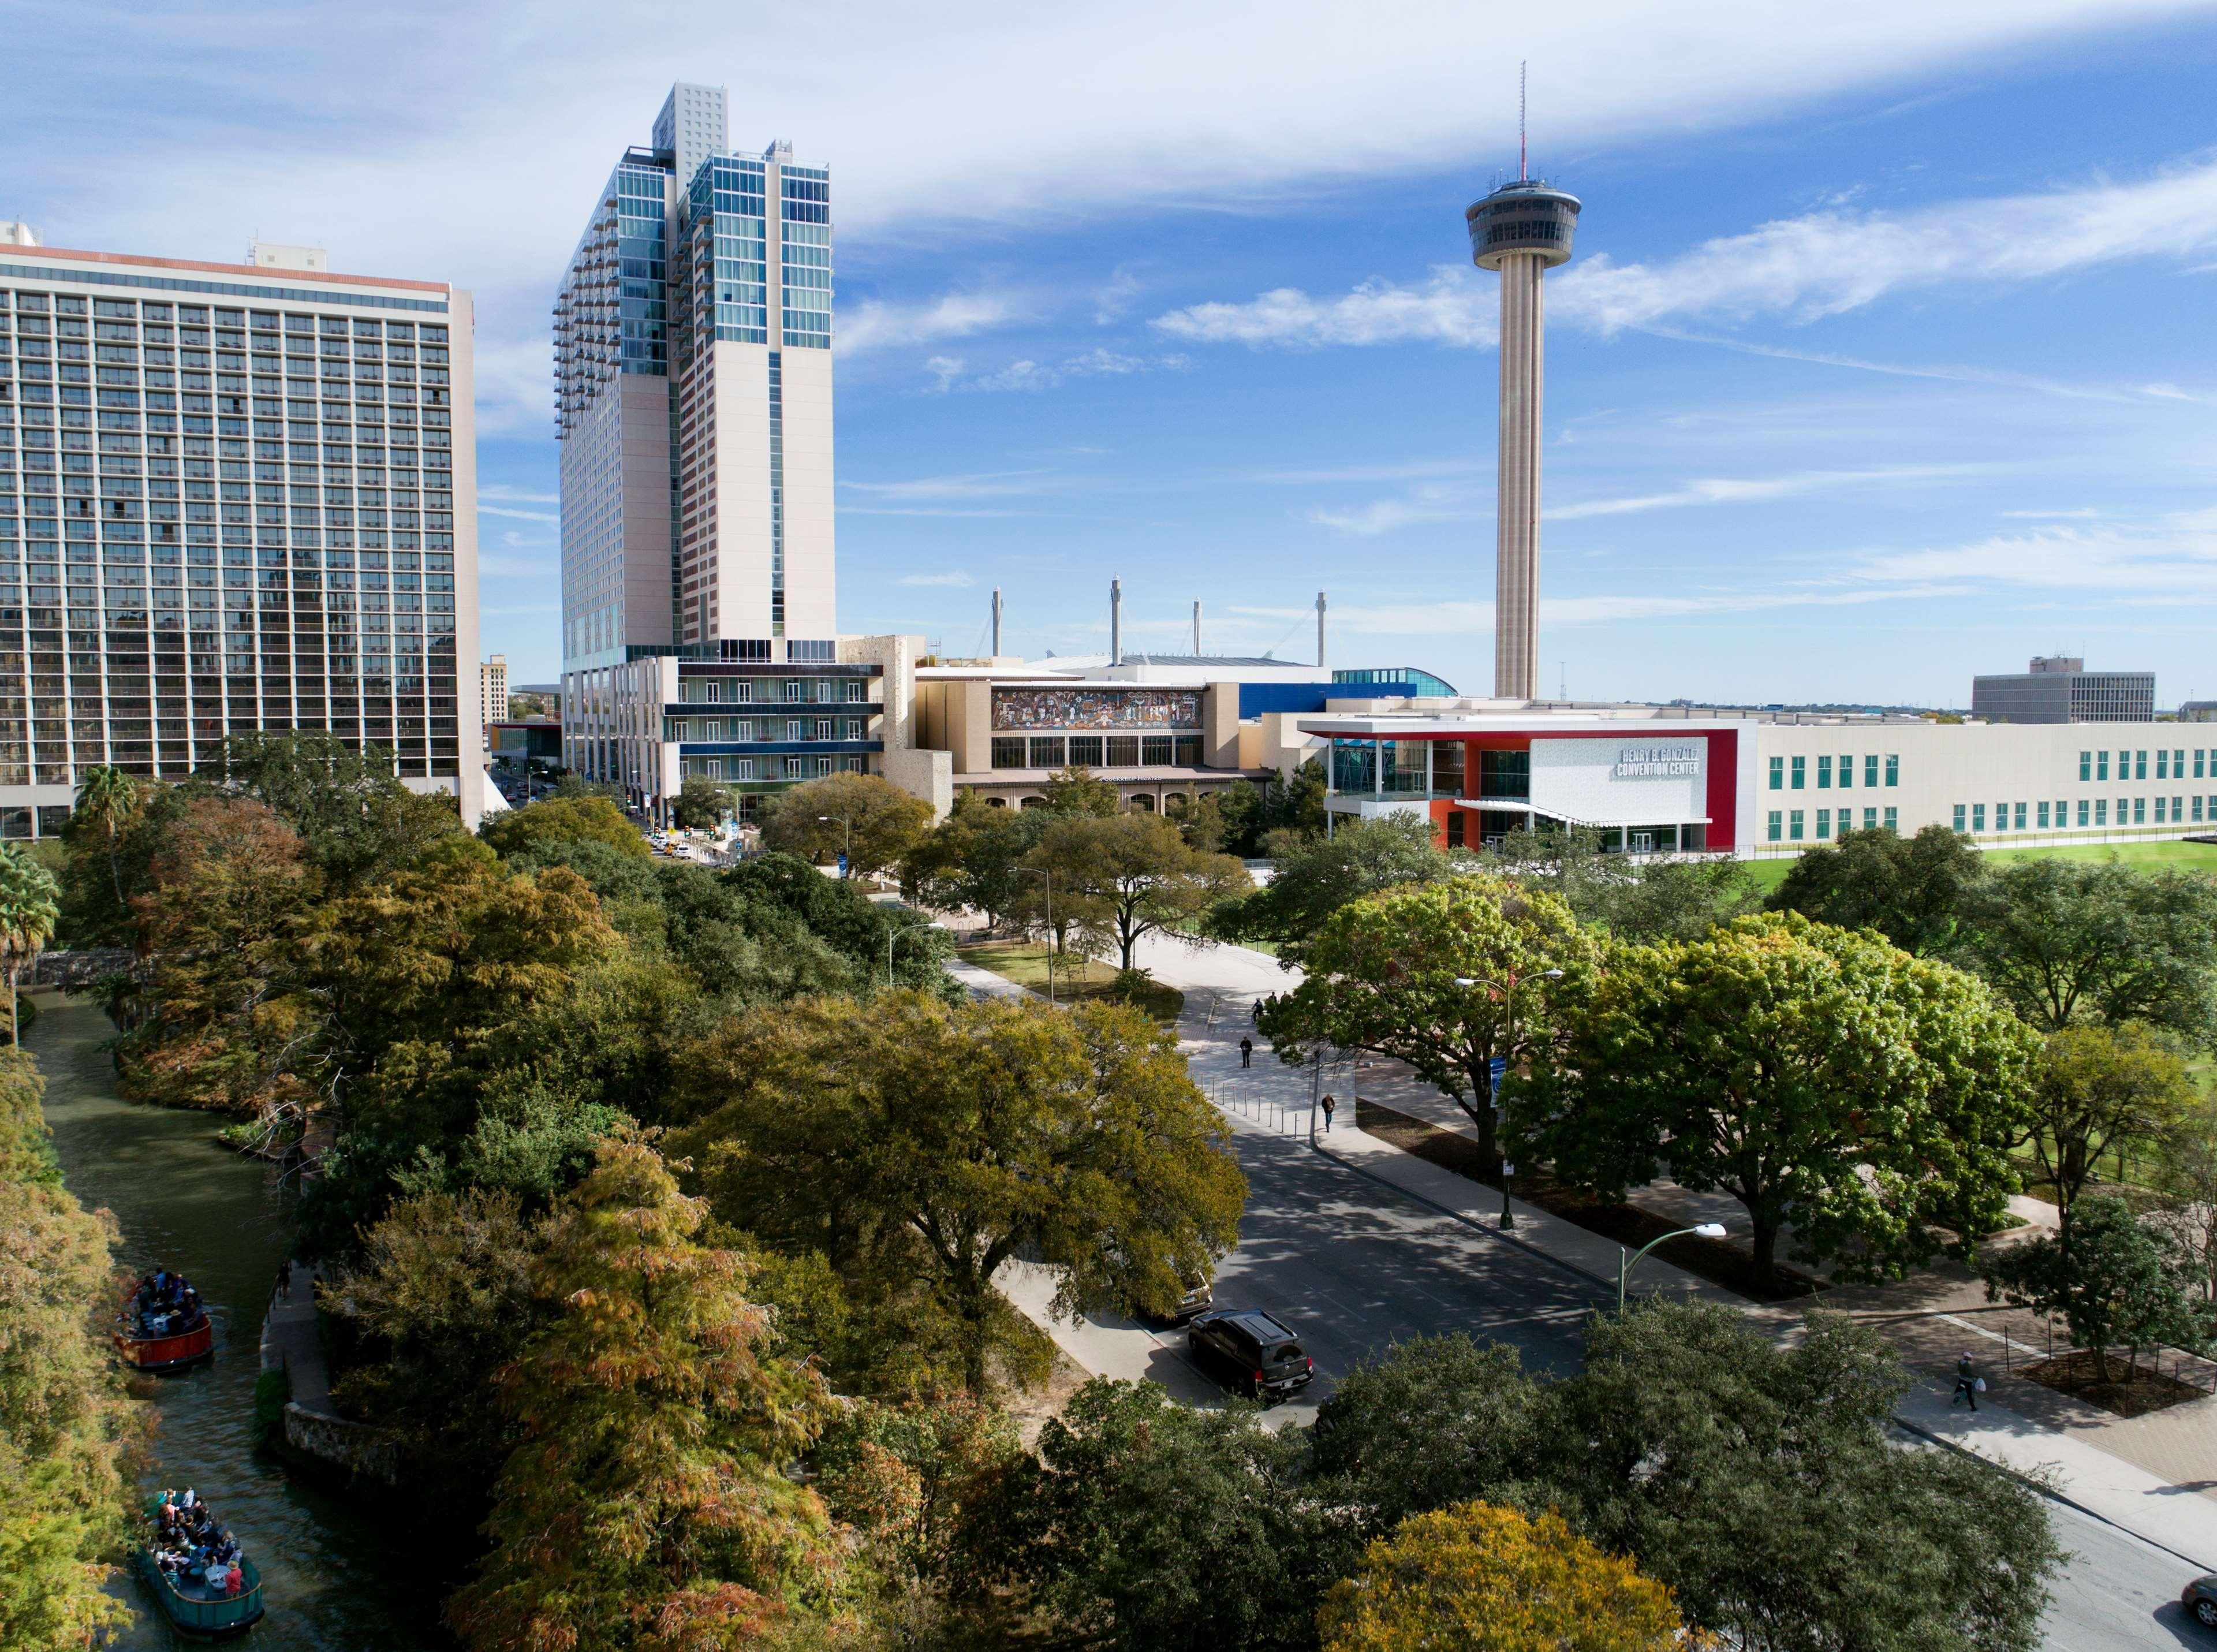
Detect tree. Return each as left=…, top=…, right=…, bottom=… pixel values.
left=1982, top=1196, right=2209, bottom=1381
left=447, top=1133, right=838, bottom=1652
left=0, top=1052, right=139, bottom=1651
left=670, top=774, right=735, bottom=831
left=2020, top=1025, right=2194, bottom=1247
left=1552, top=1300, right=2061, bottom=1652
left=678, top=993, right=1246, bottom=1394
left=201, top=730, right=464, bottom=885
left=479, top=792, right=647, bottom=862
left=1317, top=1502, right=1686, bottom=1652
left=1766, top=824, right=1986, bottom=956
left=1514, top=912, right=2037, bottom=1282
left=2152, top=1100, right=2217, bottom=1304
left=1585, top=856, right=1761, bottom=944
left=902, top=791, right=1050, bottom=934
left=71, top=765, right=139, bottom=910
left=1260, top=874, right=1599, bottom=1165
left=1959, top=857, right=2217, bottom=1038
left=1036, top=765, right=1122, bottom=819
left=1023, top=813, right=1251, bottom=972
left=0, top=846, right=60, bottom=1046
left=1002, top=1378, right=1335, bottom=1652
left=761, top=771, right=935, bottom=879
left=1206, top=813, right=1455, bottom=960
left=1258, top=756, right=1328, bottom=840
left=1169, top=784, right=1263, bottom=857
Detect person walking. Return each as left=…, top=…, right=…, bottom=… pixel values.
left=1953, top=1352, right=1982, bottom=1412
left=275, top=1258, right=292, bottom=1302
left=1239, top=1036, right=1253, bottom=1069
left=1320, top=1094, right=1337, bottom=1132
left=1251, top=999, right=1264, bottom=1026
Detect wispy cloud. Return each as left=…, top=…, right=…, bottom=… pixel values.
left=482, top=484, right=560, bottom=504
left=1308, top=484, right=1480, bottom=536
left=839, top=290, right=1036, bottom=356
left=479, top=504, right=561, bottom=524
left=898, top=570, right=979, bottom=587
left=931, top=348, right=1192, bottom=393
left=1548, top=464, right=1998, bottom=521
left=842, top=469, right=1065, bottom=501
left=1151, top=152, right=2217, bottom=351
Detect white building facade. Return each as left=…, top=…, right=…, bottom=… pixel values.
left=0, top=241, right=482, bottom=836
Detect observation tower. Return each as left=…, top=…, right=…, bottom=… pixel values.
left=1466, top=105, right=1580, bottom=701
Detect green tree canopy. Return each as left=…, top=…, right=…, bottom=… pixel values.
left=1959, top=857, right=2217, bottom=1037
left=0, top=845, right=61, bottom=1046
left=1317, top=1502, right=1686, bottom=1652
left=678, top=993, right=1245, bottom=1393
left=669, top=773, right=735, bottom=831
left=479, top=792, right=647, bottom=862
left=70, top=765, right=139, bottom=913
left=201, top=730, right=464, bottom=885
left=2021, top=1024, right=2195, bottom=1245
left=1514, top=912, right=2037, bottom=1281
left=1260, top=874, right=1599, bottom=1165
left=1258, top=756, right=1328, bottom=841
left=902, top=790, right=1052, bottom=934
left=760, top=771, right=935, bottom=878
left=1765, top=823, right=1987, bottom=956
left=1036, top=765, right=1122, bottom=819
left=1481, top=824, right=1759, bottom=944
left=448, top=1133, right=838, bottom=1652
left=1982, top=1195, right=2209, bottom=1379
left=1023, top=813, right=1253, bottom=972
left=1207, top=813, right=1457, bottom=959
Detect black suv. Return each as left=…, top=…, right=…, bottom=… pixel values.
left=1187, top=1309, right=1314, bottom=1400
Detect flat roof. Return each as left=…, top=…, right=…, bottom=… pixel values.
left=1, top=241, right=449, bottom=293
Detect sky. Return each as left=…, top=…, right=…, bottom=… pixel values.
left=9, top=1, right=2217, bottom=704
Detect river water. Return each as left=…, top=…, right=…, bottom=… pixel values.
left=28, top=992, right=440, bottom=1649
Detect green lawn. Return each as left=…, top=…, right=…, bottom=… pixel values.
left=1744, top=838, right=2217, bottom=890
left=954, top=941, right=1185, bottom=1026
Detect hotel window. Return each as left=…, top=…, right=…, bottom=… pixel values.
left=1768, top=756, right=1783, bottom=790
left=1972, top=804, right=1985, bottom=832
left=2136, top=751, right=2148, bottom=781
left=1883, top=807, right=1898, bottom=830
left=2014, top=803, right=2026, bottom=830
left=1789, top=811, right=1805, bottom=841
left=2158, top=750, right=2170, bottom=780
left=1863, top=807, right=1878, bottom=830
left=1837, top=754, right=1853, bottom=789
left=990, top=737, right=1025, bottom=769
left=2078, top=799, right=2091, bottom=827
left=1767, top=810, right=1782, bottom=842
left=1816, top=809, right=1831, bottom=840
left=1028, top=736, right=1066, bottom=769
left=1817, top=756, right=1832, bottom=789
left=2134, top=797, right=2146, bottom=825
left=843, top=678, right=865, bottom=703
left=1953, top=804, right=1967, bottom=831
left=2097, top=751, right=2109, bottom=781
left=1884, top=754, right=1899, bottom=787
left=814, top=719, right=834, bottom=741
left=1864, top=754, right=1879, bottom=788
left=1790, top=756, right=1805, bottom=789
left=785, top=719, right=805, bottom=741
left=2079, top=751, right=2092, bottom=782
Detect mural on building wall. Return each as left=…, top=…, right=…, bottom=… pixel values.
left=992, top=688, right=1201, bottom=730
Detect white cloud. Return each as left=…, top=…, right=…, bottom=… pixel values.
left=839, top=290, right=1036, bottom=356
left=1547, top=464, right=1997, bottom=521
left=933, top=349, right=1192, bottom=393
left=898, top=571, right=979, bottom=587
left=1151, top=152, right=2217, bottom=351
left=1308, top=484, right=1480, bottom=536
left=842, top=469, right=1064, bottom=500
left=479, top=504, right=561, bottom=524
left=482, top=484, right=560, bottom=504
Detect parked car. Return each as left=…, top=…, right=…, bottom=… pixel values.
left=1170, top=1275, right=1215, bottom=1322
left=2183, top=1576, right=2217, bottom=1629
left=1187, top=1308, right=1313, bottom=1400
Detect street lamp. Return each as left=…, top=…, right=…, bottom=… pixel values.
left=887, top=919, right=947, bottom=989
left=1022, top=867, right=1055, bottom=1005
left=818, top=814, right=854, bottom=877
left=1452, top=967, right=1564, bottom=1218
left=1618, top=1224, right=1728, bottom=1312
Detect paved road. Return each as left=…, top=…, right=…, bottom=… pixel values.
left=2040, top=1496, right=2208, bottom=1651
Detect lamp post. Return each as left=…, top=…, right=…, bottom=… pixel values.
left=1453, top=966, right=1563, bottom=1214
left=887, top=920, right=946, bottom=989
left=1618, top=1224, right=1728, bottom=1312
left=1022, top=867, right=1055, bottom=1005
left=818, top=814, right=853, bottom=877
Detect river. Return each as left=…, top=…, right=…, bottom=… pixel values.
left=28, top=991, right=441, bottom=1650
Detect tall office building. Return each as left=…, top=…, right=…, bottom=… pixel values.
left=0, top=241, right=482, bottom=838
left=1972, top=657, right=2155, bottom=724
left=481, top=652, right=507, bottom=725
left=555, top=82, right=837, bottom=795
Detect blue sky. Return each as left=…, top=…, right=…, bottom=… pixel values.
left=9, top=1, right=2217, bottom=703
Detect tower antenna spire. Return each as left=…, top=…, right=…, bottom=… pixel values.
left=1519, top=61, right=1527, bottom=181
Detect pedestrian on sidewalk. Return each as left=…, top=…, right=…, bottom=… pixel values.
left=1251, top=999, right=1264, bottom=1026
left=275, top=1258, right=292, bottom=1302
left=1953, top=1352, right=1983, bottom=1411
left=1320, top=1094, right=1336, bottom=1132
left=1239, top=1036, right=1254, bottom=1068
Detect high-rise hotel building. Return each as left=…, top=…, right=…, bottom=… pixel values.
left=0, top=240, right=482, bottom=834
left=556, top=83, right=847, bottom=810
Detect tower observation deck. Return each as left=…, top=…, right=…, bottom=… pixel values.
left=1466, top=177, right=1581, bottom=700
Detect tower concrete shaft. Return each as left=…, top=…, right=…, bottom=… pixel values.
left=1494, top=251, right=1546, bottom=700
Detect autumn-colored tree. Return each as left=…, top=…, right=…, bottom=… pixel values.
left=1260, top=874, right=1598, bottom=1165
left=760, top=771, right=935, bottom=879
left=1021, top=813, right=1251, bottom=972
left=1318, top=1502, right=1687, bottom=1652
left=1516, top=912, right=2037, bottom=1281
left=449, top=1133, right=839, bottom=1652
left=0, top=1051, right=140, bottom=1651
left=479, top=791, right=648, bottom=863
left=2022, top=1024, right=2194, bottom=1247
left=680, top=993, right=1245, bottom=1394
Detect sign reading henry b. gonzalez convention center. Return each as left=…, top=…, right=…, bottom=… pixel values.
left=1611, top=743, right=1704, bottom=780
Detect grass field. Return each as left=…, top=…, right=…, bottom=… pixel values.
left=1742, top=837, right=2217, bottom=892
left=954, top=940, right=1185, bottom=1026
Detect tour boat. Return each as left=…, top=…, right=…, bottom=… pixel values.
left=137, top=1504, right=265, bottom=1637
left=114, top=1295, right=214, bottom=1374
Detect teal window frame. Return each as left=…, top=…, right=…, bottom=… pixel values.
left=2134, top=797, right=2146, bottom=824
left=1768, top=755, right=1783, bottom=790
left=1953, top=804, right=1966, bottom=831
left=1864, top=754, right=1878, bottom=787
left=2078, top=799, right=2090, bottom=827
left=1883, top=806, right=1898, bottom=830
left=2037, top=801, right=2050, bottom=829
left=1817, top=808, right=1832, bottom=840
left=1767, top=810, right=1782, bottom=842
left=1863, top=807, right=1878, bottom=830
left=1972, top=804, right=1986, bottom=832
left=1789, top=810, right=1805, bottom=841
left=1790, top=756, right=1805, bottom=790
left=2079, top=751, right=2092, bottom=782
left=2097, top=751, right=2110, bottom=782
left=1837, top=754, right=1853, bottom=789
left=2136, top=751, right=2148, bottom=781
left=1817, top=755, right=1831, bottom=789
left=2158, top=750, right=2170, bottom=781
left=1884, top=754, right=1899, bottom=788
left=2014, top=802, right=2026, bottom=830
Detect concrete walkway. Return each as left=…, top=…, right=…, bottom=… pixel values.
left=256, top=1261, right=327, bottom=1409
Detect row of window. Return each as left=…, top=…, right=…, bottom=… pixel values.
left=1767, top=807, right=1898, bottom=842
left=667, top=716, right=868, bottom=743
left=991, top=734, right=1204, bottom=770
left=681, top=753, right=866, bottom=782
left=674, top=676, right=867, bottom=704
left=2080, top=748, right=2217, bottom=782
left=1768, top=754, right=1901, bottom=790
left=1957, top=797, right=2217, bottom=831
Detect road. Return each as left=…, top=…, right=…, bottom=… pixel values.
left=2039, top=1496, right=2208, bottom=1651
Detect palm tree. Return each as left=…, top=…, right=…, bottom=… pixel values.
left=74, top=765, right=140, bottom=909
left=0, top=845, right=61, bottom=1045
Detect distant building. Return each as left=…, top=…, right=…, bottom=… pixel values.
left=2181, top=702, right=2217, bottom=724
left=1, top=222, right=39, bottom=248
left=481, top=653, right=507, bottom=725
left=1972, top=657, right=2153, bottom=724
left=247, top=241, right=328, bottom=273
